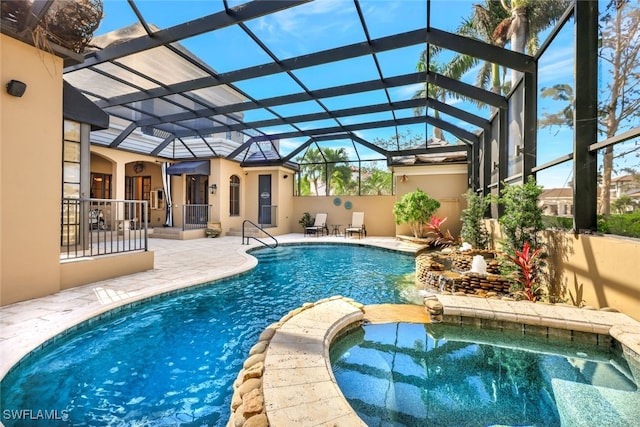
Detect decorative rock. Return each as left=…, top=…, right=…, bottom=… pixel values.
left=241, top=388, right=264, bottom=417
left=243, top=353, right=265, bottom=369
left=242, top=362, right=264, bottom=381
left=249, top=341, right=268, bottom=356
left=231, top=391, right=243, bottom=410
left=237, top=378, right=262, bottom=398
left=233, top=405, right=246, bottom=427
left=425, top=299, right=443, bottom=315
left=258, top=327, right=276, bottom=341
left=243, top=413, right=268, bottom=427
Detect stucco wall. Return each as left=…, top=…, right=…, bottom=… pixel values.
left=486, top=219, right=640, bottom=320
left=394, top=164, right=468, bottom=238
left=291, top=196, right=397, bottom=236
left=1, top=35, right=64, bottom=304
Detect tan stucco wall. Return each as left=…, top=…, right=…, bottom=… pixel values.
left=241, top=167, right=296, bottom=235
left=60, top=251, right=154, bottom=289
left=486, top=219, right=640, bottom=320
left=291, top=196, right=397, bottom=236
left=1, top=35, right=64, bottom=305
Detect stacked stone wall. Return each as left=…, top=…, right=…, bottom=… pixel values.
left=417, top=251, right=511, bottom=296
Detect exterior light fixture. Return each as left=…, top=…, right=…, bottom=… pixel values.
left=209, top=184, right=217, bottom=194
left=6, top=80, right=27, bottom=97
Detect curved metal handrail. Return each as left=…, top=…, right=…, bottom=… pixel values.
left=242, top=219, right=278, bottom=248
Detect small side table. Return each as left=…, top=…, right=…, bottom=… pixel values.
left=331, top=224, right=341, bottom=237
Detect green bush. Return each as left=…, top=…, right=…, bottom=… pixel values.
left=460, top=190, right=489, bottom=249
left=601, top=212, right=640, bottom=238
left=393, top=189, right=440, bottom=238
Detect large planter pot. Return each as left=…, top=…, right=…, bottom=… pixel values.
left=206, top=221, right=222, bottom=238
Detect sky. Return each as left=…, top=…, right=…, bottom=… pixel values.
left=92, top=0, right=639, bottom=189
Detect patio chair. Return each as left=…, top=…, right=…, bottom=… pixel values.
left=89, top=208, right=106, bottom=230
left=345, top=212, right=366, bottom=238
left=305, top=213, right=328, bottom=237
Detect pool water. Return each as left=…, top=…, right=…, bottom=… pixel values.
left=331, top=322, right=639, bottom=427
left=0, top=244, right=416, bottom=426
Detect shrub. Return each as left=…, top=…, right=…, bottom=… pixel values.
left=460, top=190, right=490, bottom=249
left=393, top=189, right=440, bottom=238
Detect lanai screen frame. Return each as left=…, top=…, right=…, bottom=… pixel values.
left=3, top=0, right=636, bottom=233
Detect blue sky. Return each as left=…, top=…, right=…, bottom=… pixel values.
left=93, top=1, right=638, bottom=189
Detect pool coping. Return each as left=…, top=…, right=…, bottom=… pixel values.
left=229, top=295, right=640, bottom=427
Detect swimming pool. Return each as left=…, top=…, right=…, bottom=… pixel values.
left=0, top=244, right=416, bottom=426
left=331, top=322, right=639, bottom=427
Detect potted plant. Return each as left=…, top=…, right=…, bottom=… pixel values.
left=298, top=212, right=313, bottom=230
left=393, top=189, right=440, bottom=238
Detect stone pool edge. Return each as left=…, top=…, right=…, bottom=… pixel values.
left=231, top=295, right=640, bottom=427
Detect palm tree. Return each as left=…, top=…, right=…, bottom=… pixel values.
left=323, top=147, right=350, bottom=196
left=450, top=1, right=511, bottom=96
left=413, top=47, right=451, bottom=141
left=495, top=0, right=570, bottom=83
left=298, top=147, right=324, bottom=196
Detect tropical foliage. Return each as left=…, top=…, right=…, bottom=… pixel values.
left=460, top=190, right=490, bottom=249
left=497, top=176, right=545, bottom=256
left=425, top=216, right=457, bottom=248
left=506, top=242, right=544, bottom=301
left=295, top=144, right=394, bottom=196
left=393, top=190, right=441, bottom=238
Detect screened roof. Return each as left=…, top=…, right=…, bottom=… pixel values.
left=6, top=0, right=548, bottom=166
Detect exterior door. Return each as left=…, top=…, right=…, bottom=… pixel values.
left=125, top=176, right=151, bottom=222
left=258, top=174, right=272, bottom=225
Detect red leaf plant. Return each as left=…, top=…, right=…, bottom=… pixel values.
left=425, top=216, right=457, bottom=248
left=506, top=242, right=542, bottom=301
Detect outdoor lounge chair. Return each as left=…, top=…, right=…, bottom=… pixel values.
left=305, top=213, right=328, bottom=237
left=345, top=212, right=366, bottom=238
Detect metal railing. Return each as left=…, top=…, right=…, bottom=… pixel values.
left=61, top=198, right=148, bottom=260
left=183, top=204, right=211, bottom=230
left=242, top=219, right=278, bottom=248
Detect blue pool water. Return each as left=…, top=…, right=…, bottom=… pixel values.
left=0, top=244, right=416, bottom=426
left=331, top=322, right=639, bottom=427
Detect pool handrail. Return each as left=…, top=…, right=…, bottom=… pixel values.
left=242, top=219, right=278, bottom=248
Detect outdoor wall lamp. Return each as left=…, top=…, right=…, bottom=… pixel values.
left=515, top=145, right=524, bottom=156
left=6, top=80, right=27, bottom=97
left=209, top=184, right=217, bottom=194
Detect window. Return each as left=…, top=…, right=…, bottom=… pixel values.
left=63, top=120, right=81, bottom=198
left=229, top=175, right=240, bottom=216
left=91, top=173, right=112, bottom=199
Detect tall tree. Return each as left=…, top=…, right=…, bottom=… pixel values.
left=539, top=1, right=640, bottom=215
left=323, top=147, right=350, bottom=196
left=598, top=0, right=640, bottom=215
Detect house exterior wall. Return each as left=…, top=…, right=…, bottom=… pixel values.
left=1, top=35, right=64, bottom=305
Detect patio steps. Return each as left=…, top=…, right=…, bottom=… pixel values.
left=150, top=227, right=205, bottom=240
left=226, top=226, right=268, bottom=238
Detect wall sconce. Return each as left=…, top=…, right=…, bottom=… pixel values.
left=209, top=184, right=217, bottom=194
left=399, top=174, right=409, bottom=183
left=515, top=145, right=524, bottom=156
left=6, top=80, right=27, bottom=97
left=493, top=161, right=499, bottom=170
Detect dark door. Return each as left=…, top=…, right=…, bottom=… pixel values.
left=258, top=174, right=272, bottom=225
